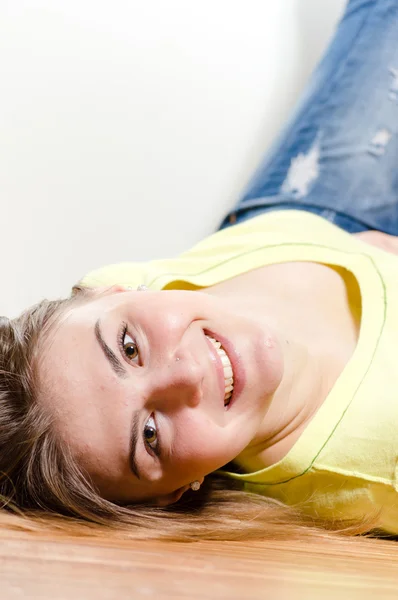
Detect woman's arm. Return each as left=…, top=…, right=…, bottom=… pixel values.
left=353, top=231, right=398, bottom=255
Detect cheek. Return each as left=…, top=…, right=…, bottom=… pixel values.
left=170, top=415, right=237, bottom=474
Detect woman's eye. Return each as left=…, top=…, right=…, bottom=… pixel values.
left=143, top=415, right=158, bottom=452
left=122, top=331, right=139, bottom=362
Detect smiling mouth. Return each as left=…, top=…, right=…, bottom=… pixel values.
left=205, top=334, right=234, bottom=407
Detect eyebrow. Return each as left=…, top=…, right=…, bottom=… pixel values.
left=94, top=319, right=127, bottom=378
left=129, top=410, right=141, bottom=480
left=94, top=319, right=141, bottom=480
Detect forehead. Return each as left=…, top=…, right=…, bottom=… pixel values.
left=41, top=296, right=108, bottom=400
left=37, top=294, right=129, bottom=475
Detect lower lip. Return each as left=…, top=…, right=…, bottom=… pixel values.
left=205, top=330, right=245, bottom=411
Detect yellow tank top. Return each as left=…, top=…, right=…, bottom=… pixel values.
left=79, top=210, right=398, bottom=534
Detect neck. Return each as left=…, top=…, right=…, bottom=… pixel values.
left=207, top=261, right=360, bottom=470
left=237, top=330, right=335, bottom=469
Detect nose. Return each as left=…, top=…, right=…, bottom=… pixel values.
left=146, top=353, right=204, bottom=412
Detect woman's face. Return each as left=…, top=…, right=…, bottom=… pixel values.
left=39, top=287, right=283, bottom=506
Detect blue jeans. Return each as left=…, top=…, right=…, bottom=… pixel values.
left=219, top=0, right=398, bottom=235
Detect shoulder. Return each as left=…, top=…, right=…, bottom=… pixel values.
left=353, top=231, right=398, bottom=255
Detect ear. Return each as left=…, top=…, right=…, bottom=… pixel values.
left=105, top=284, right=131, bottom=294
left=154, top=485, right=190, bottom=507
left=92, top=284, right=131, bottom=297
left=72, top=283, right=132, bottom=299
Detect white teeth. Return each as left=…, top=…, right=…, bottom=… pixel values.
left=220, top=355, right=230, bottom=367
left=223, top=366, right=233, bottom=379
left=205, top=334, right=234, bottom=405
left=224, top=391, right=232, bottom=407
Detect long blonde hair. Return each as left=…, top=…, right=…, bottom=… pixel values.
left=0, top=294, right=379, bottom=542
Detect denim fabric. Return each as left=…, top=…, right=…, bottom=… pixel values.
left=219, top=0, right=398, bottom=235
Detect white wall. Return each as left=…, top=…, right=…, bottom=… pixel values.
left=0, top=0, right=345, bottom=317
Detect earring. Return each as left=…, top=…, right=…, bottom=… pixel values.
left=137, top=284, right=148, bottom=291
left=190, top=481, right=201, bottom=491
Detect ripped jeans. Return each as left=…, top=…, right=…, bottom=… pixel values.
left=219, top=0, right=398, bottom=235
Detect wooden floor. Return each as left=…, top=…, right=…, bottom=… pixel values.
left=2, top=529, right=398, bottom=599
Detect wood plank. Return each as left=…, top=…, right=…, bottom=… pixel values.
left=1, top=530, right=398, bottom=599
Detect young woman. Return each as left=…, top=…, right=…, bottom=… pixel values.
left=1, top=0, right=398, bottom=541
